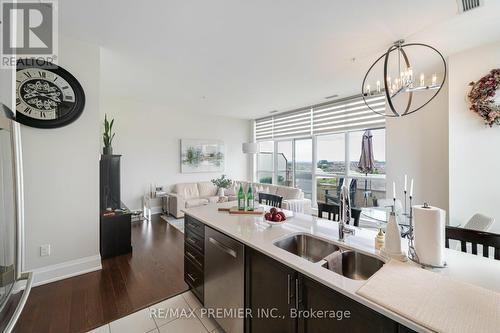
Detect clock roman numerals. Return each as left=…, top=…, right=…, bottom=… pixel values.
left=16, top=62, right=84, bottom=128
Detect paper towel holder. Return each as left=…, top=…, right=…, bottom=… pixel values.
left=407, top=203, right=448, bottom=269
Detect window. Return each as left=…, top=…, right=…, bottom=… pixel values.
left=254, top=95, right=387, bottom=208
left=316, top=133, right=345, bottom=175
left=257, top=141, right=273, bottom=184
left=294, top=139, right=313, bottom=199
left=276, top=141, right=293, bottom=186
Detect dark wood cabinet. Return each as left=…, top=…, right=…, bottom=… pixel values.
left=245, top=248, right=297, bottom=333
left=245, top=248, right=399, bottom=333
left=184, top=215, right=205, bottom=304
left=298, top=274, right=397, bottom=333
left=100, top=210, right=132, bottom=259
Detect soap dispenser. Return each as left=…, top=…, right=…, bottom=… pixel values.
left=374, top=228, right=385, bottom=250
left=381, top=205, right=407, bottom=261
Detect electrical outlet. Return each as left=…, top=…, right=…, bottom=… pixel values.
left=40, top=244, right=51, bottom=257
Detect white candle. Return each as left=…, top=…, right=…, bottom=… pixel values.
left=365, top=84, right=371, bottom=95
left=404, top=175, right=407, bottom=192
left=408, top=67, right=413, bottom=81
left=420, top=73, right=425, bottom=87
left=386, top=75, right=391, bottom=87
left=376, top=80, right=381, bottom=93
left=432, top=73, right=437, bottom=86
left=393, top=182, right=396, bottom=200
left=410, top=179, right=414, bottom=197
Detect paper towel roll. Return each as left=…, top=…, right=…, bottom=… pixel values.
left=413, top=205, right=446, bottom=266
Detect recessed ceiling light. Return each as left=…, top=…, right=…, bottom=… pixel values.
left=324, top=94, right=339, bottom=99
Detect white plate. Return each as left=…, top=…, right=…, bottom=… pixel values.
left=264, top=219, right=286, bottom=226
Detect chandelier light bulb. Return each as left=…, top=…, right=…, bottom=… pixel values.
left=420, top=73, right=425, bottom=87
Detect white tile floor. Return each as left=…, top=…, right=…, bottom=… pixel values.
left=87, top=291, right=221, bottom=333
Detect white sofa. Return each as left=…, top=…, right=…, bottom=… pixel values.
left=168, top=180, right=312, bottom=218
left=168, top=181, right=220, bottom=218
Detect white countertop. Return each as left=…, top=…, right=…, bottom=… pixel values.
left=183, top=202, right=500, bottom=333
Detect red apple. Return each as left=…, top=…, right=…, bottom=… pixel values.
left=270, top=207, right=278, bottom=214
left=273, top=214, right=283, bottom=222
left=264, top=213, right=273, bottom=221
left=277, top=212, right=286, bottom=220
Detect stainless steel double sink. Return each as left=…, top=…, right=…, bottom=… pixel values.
left=273, top=233, right=384, bottom=280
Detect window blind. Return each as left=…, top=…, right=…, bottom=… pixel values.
left=272, top=107, right=311, bottom=140
left=255, top=117, right=273, bottom=141
left=313, top=95, right=385, bottom=135
left=255, top=95, right=385, bottom=140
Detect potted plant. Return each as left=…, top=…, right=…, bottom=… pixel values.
left=103, top=114, right=115, bottom=155
left=211, top=174, right=233, bottom=197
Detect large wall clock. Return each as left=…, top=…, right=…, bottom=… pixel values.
left=15, top=59, right=85, bottom=129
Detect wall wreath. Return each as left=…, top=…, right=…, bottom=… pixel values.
left=468, top=69, right=500, bottom=127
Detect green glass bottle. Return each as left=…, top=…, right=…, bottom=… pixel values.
left=246, top=185, right=254, bottom=211
left=237, top=184, right=245, bottom=211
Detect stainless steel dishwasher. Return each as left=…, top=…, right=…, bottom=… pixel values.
left=205, top=226, right=245, bottom=333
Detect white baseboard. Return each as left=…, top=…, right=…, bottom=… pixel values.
left=28, top=254, right=102, bottom=287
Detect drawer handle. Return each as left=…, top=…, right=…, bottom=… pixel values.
left=287, top=274, right=291, bottom=305
left=189, top=222, right=199, bottom=228
left=187, top=273, right=196, bottom=282
left=295, top=278, right=300, bottom=309
left=187, top=237, right=197, bottom=245
left=208, top=237, right=237, bottom=258
left=186, top=252, right=201, bottom=266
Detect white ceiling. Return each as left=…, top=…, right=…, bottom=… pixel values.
left=60, top=0, right=500, bottom=119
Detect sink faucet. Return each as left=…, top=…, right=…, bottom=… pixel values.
left=338, top=181, right=355, bottom=241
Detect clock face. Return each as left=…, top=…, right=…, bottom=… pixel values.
left=16, top=60, right=85, bottom=128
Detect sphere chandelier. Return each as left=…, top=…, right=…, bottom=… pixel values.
left=362, top=40, right=447, bottom=117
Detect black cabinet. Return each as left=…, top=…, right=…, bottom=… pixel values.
left=100, top=154, right=121, bottom=210
left=100, top=210, right=132, bottom=259
left=245, top=248, right=398, bottom=333
left=184, top=215, right=205, bottom=304
left=245, top=248, right=297, bottom=333
left=298, top=274, right=397, bottom=333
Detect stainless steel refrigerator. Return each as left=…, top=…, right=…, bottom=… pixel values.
left=0, top=104, right=32, bottom=333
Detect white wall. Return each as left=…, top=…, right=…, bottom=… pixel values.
left=448, top=41, right=500, bottom=233
left=386, top=83, right=449, bottom=214
left=21, top=36, right=101, bottom=282
left=99, top=97, right=252, bottom=211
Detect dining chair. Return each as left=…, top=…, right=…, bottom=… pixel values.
left=463, top=213, right=495, bottom=232
left=258, top=193, right=283, bottom=208
left=317, top=202, right=360, bottom=227
left=445, top=226, right=500, bottom=260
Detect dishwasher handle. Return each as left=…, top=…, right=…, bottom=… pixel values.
left=208, top=237, right=237, bottom=258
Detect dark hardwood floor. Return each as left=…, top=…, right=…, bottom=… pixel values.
left=14, top=214, right=188, bottom=333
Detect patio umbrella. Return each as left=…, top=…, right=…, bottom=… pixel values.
left=358, top=130, right=375, bottom=206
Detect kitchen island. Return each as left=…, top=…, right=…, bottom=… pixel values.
left=183, top=202, right=500, bottom=333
